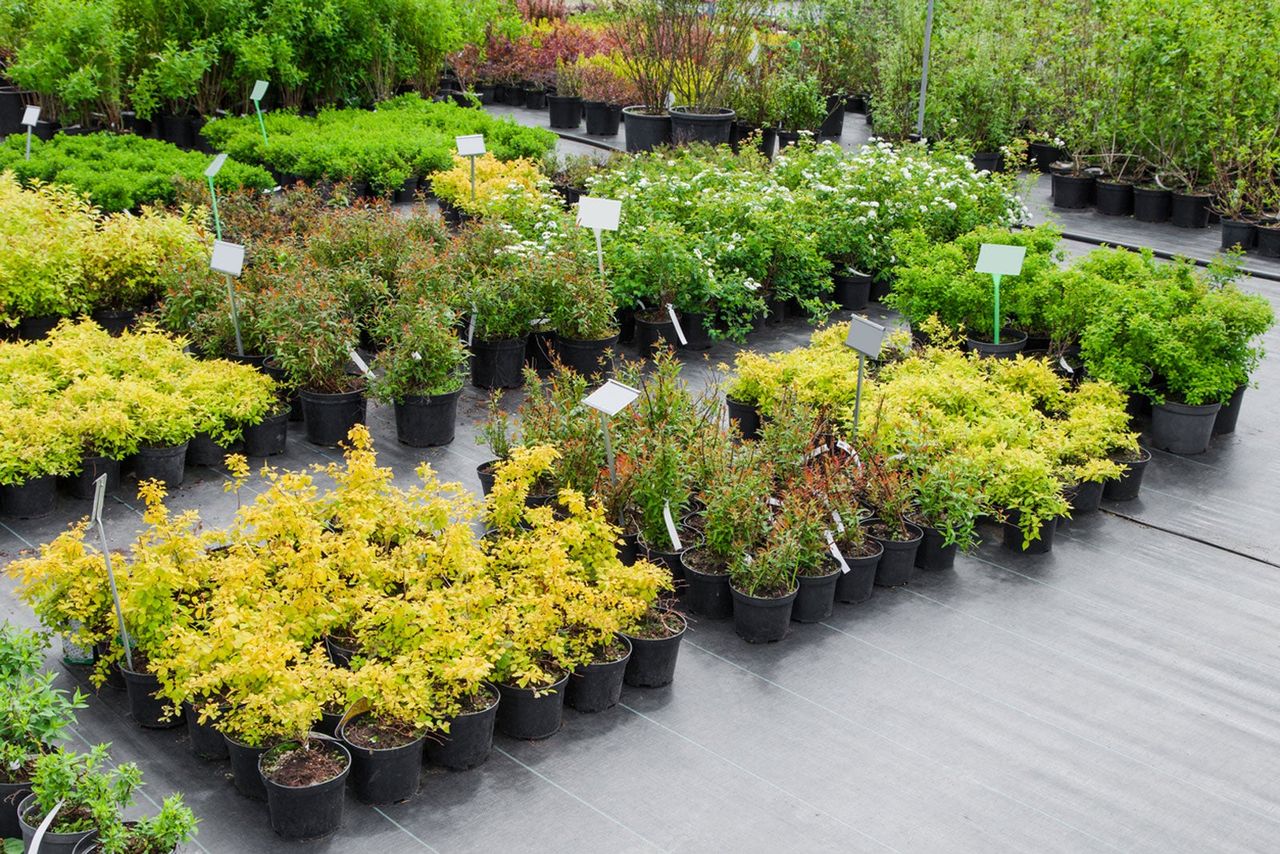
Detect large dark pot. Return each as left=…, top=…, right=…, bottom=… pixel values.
left=622, top=107, right=671, bottom=153
left=1103, top=448, right=1151, bottom=501
left=90, top=308, right=137, bottom=336
left=966, top=329, right=1028, bottom=358
left=832, top=271, right=872, bottom=311
left=1052, top=173, right=1094, bottom=209
left=393, top=388, right=462, bottom=447
left=869, top=521, right=923, bottom=587
left=524, top=87, right=547, bottom=110
left=339, top=717, right=425, bottom=805
left=263, top=357, right=302, bottom=422
left=260, top=739, right=351, bottom=841
left=914, top=525, right=957, bottom=570
left=1257, top=225, right=1280, bottom=258
left=0, top=87, right=24, bottom=136
left=548, top=95, right=582, bottom=129
left=18, top=792, right=95, bottom=854
left=818, top=95, right=845, bottom=139
left=184, top=701, right=229, bottom=759
left=567, top=637, right=632, bottom=713
left=1170, top=191, right=1211, bottom=228
left=1133, top=186, right=1172, bottom=223
left=1213, top=383, right=1247, bottom=435
left=526, top=329, right=555, bottom=372
left=1027, top=142, right=1064, bottom=172
left=1067, top=480, right=1105, bottom=514
left=793, top=566, right=840, bottom=623
left=1, top=778, right=31, bottom=841
left=471, top=336, right=527, bottom=389
left=242, top=410, right=289, bottom=456
left=682, top=553, right=732, bottom=619
left=1095, top=180, right=1134, bottom=217
left=226, top=735, right=273, bottom=800
left=725, top=395, right=761, bottom=440
left=679, top=311, right=714, bottom=351
left=160, top=113, right=194, bottom=148
left=616, top=530, right=640, bottom=566
left=669, top=107, right=733, bottom=146
left=616, top=306, right=636, bottom=344
left=1002, top=512, right=1057, bottom=554
left=634, top=313, right=679, bottom=358
left=393, top=175, right=420, bottom=204
left=834, top=543, right=883, bottom=604
left=19, top=314, right=61, bottom=341
left=426, top=685, right=499, bottom=770
left=1150, top=399, right=1220, bottom=454
left=731, top=585, right=798, bottom=643
left=0, top=475, right=56, bottom=518
left=553, top=333, right=619, bottom=377
left=640, top=532, right=694, bottom=585
left=300, top=388, right=367, bottom=446
left=476, top=459, right=499, bottom=496
left=503, top=84, right=526, bottom=107
left=583, top=101, right=621, bottom=136
left=1220, top=219, right=1256, bottom=251
left=971, top=151, right=1003, bottom=173
left=132, top=442, right=187, bottom=487
left=496, top=672, right=570, bottom=740
left=119, top=664, right=182, bottom=729
left=621, top=610, right=685, bottom=688
left=775, top=129, right=803, bottom=151
left=186, top=431, right=238, bottom=467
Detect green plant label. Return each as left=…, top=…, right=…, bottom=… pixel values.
left=250, top=80, right=269, bottom=102
left=975, top=243, right=1026, bottom=277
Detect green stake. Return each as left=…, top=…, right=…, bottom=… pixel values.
left=250, top=80, right=270, bottom=145
left=993, top=273, right=1002, bottom=345
left=206, top=175, right=222, bottom=240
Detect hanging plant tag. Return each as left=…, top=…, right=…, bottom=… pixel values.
left=825, top=531, right=852, bottom=574
left=209, top=240, right=245, bottom=277
left=836, top=439, right=854, bottom=455
left=808, top=444, right=829, bottom=459
left=1059, top=356, right=1074, bottom=376
left=831, top=509, right=845, bottom=533
left=250, top=80, right=269, bottom=102
left=20, top=105, right=40, bottom=127
left=349, top=350, right=372, bottom=377
left=666, top=304, right=688, bottom=346
left=663, top=500, right=682, bottom=551
left=411, top=351, right=422, bottom=361
left=766, top=496, right=782, bottom=507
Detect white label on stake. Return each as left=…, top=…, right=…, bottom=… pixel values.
left=666, top=304, right=688, bottom=346
left=250, top=80, right=269, bottom=102
left=975, top=243, right=1027, bottom=277
left=837, top=439, right=854, bottom=455
left=583, top=379, right=641, bottom=417
left=766, top=496, right=782, bottom=507
left=663, top=501, right=682, bottom=551
left=349, top=350, right=372, bottom=377
left=411, top=351, right=422, bottom=361
left=825, top=531, right=852, bottom=574
left=808, top=444, right=829, bottom=460
left=576, top=196, right=622, bottom=231
left=844, top=314, right=887, bottom=358
left=21, top=105, right=40, bottom=127
left=467, top=305, right=476, bottom=346
left=832, top=510, right=845, bottom=533
left=91, top=474, right=107, bottom=525
left=204, top=153, right=228, bottom=178
left=455, top=134, right=486, bottom=157
left=209, top=240, right=246, bottom=277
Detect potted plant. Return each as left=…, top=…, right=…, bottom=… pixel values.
left=577, top=56, right=637, bottom=137
left=985, top=446, right=1070, bottom=554
left=777, top=483, right=842, bottom=624
left=729, top=529, right=800, bottom=644
left=18, top=746, right=140, bottom=854
left=611, top=0, right=679, bottom=152
left=548, top=58, right=583, bottom=129
left=0, top=405, right=81, bottom=519
left=770, top=68, right=826, bottom=150
left=370, top=299, right=469, bottom=447
left=71, top=793, right=198, bottom=854
left=549, top=259, right=620, bottom=377
left=909, top=455, right=985, bottom=570
left=864, top=457, right=923, bottom=586
left=337, top=678, right=429, bottom=805
left=462, top=231, right=545, bottom=390
left=727, top=58, right=778, bottom=157
left=619, top=604, right=686, bottom=688
left=258, top=733, right=351, bottom=841
left=666, top=0, right=763, bottom=145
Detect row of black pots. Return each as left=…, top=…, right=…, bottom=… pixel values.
left=1218, top=221, right=1280, bottom=256
left=10, top=306, right=144, bottom=343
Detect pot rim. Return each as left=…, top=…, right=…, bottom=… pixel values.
left=259, top=737, right=352, bottom=789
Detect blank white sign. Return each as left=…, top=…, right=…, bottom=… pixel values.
left=576, top=196, right=622, bottom=231
left=455, top=134, right=486, bottom=157
left=21, top=105, right=40, bottom=127
left=583, top=379, right=640, bottom=417
left=210, top=240, right=246, bottom=277
left=204, top=153, right=228, bottom=178
left=250, top=80, right=269, bottom=101
left=975, top=243, right=1026, bottom=277
left=844, top=314, right=887, bottom=358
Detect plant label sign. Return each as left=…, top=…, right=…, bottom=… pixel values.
left=666, top=304, right=688, bottom=346
left=250, top=80, right=269, bottom=102
left=210, top=240, right=246, bottom=277
left=584, top=379, right=640, bottom=417
left=204, top=153, right=228, bottom=179
left=21, top=105, right=40, bottom=127
left=349, top=350, right=372, bottom=377
left=844, top=314, right=887, bottom=359
left=825, top=531, right=852, bottom=574
left=663, top=500, right=683, bottom=551
left=91, top=474, right=108, bottom=525
left=975, top=243, right=1026, bottom=277
left=577, top=196, right=622, bottom=231
left=455, top=134, right=486, bottom=157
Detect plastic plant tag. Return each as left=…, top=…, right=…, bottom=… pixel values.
left=975, top=243, right=1026, bottom=277
left=836, top=439, right=854, bottom=455
left=808, top=444, right=829, bottom=459
left=250, top=80, right=269, bottom=102
left=467, top=305, right=477, bottom=346
left=1059, top=356, right=1075, bottom=376
left=349, top=350, right=372, bottom=377
left=21, top=105, right=40, bottom=126
left=825, top=531, right=852, bottom=574
left=663, top=501, right=682, bottom=551
left=666, top=304, right=688, bottom=346
left=411, top=351, right=422, bottom=361
left=91, top=474, right=107, bottom=525
left=583, top=379, right=640, bottom=417
left=576, top=196, right=622, bottom=231
left=455, top=134, right=486, bottom=157
left=204, top=153, right=228, bottom=178
left=844, top=314, right=887, bottom=358
left=210, top=240, right=246, bottom=277
left=766, top=496, right=782, bottom=507
left=832, top=509, right=845, bottom=533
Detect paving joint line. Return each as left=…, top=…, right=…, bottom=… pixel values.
left=372, top=806, right=440, bottom=852
left=1098, top=507, right=1280, bottom=569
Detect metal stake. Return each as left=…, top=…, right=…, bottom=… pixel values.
left=225, top=274, right=244, bottom=356
left=916, top=0, right=936, bottom=137
left=852, top=353, right=865, bottom=440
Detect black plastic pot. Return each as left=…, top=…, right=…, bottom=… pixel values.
left=1213, top=383, right=1246, bottom=435
left=1103, top=448, right=1151, bottom=501
left=187, top=431, right=237, bottom=467
left=1258, top=226, right=1280, bottom=258
left=1133, top=186, right=1172, bottom=223
left=1150, top=399, right=1220, bottom=454
left=641, top=533, right=694, bottom=585
left=1095, top=180, right=1134, bottom=217
left=1, top=778, right=31, bottom=841
left=1052, top=173, right=1094, bottom=209
left=548, top=95, right=582, bottom=129
left=832, top=271, right=872, bottom=310
left=394, top=388, right=462, bottom=447
left=227, top=736, right=273, bottom=800
left=160, top=112, right=194, bottom=148
left=393, top=175, right=420, bottom=204
left=132, top=442, right=187, bottom=487
left=818, top=95, right=845, bottom=139
left=670, top=106, right=734, bottom=146
left=634, top=313, right=679, bottom=358
left=1027, top=142, right=1064, bottom=172
left=972, top=151, right=1003, bottom=173
left=776, top=130, right=802, bottom=151
left=260, top=739, right=351, bottom=841
left=526, top=329, right=555, bottom=372
left=567, top=637, right=632, bottom=713
left=679, top=311, right=714, bottom=351
left=18, top=792, right=95, bottom=854
left=19, top=314, right=61, bottom=340
left=553, top=333, right=619, bottom=377
left=426, top=685, right=499, bottom=770
left=870, top=522, right=923, bottom=587
left=682, top=554, right=733, bottom=619
left=621, top=610, right=685, bottom=688
left=0, top=87, right=24, bottom=136
left=617, top=530, right=640, bottom=565
left=471, top=336, right=527, bottom=389
left=524, top=88, right=547, bottom=110
left=731, top=585, right=798, bottom=643
left=914, top=525, right=957, bottom=570
left=616, top=307, right=636, bottom=344
left=834, top=543, right=883, bottom=603
left=184, top=702, right=229, bottom=759
left=725, top=395, right=761, bottom=440
left=0, top=475, right=56, bottom=518
left=1220, top=219, right=1256, bottom=251
left=496, top=672, right=570, bottom=740
left=477, top=459, right=499, bottom=496
left=301, top=388, right=366, bottom=447
left=1002, top=512, right=1057, bottom=554
left=793, top=567, right=840, bottom=623
left=622, top=107, right=671, bottom=153
left=1068, top=479, right=1105, bottom=514
left=583, top=101, right=621, bottom=136
left=243, top=410, right=289, bottom=456
left=91, top=308, right=137, bottom=336
left=118, top=664, right=182, bottom=729
left=324, top=635, right=358, bottom=669
left=263, top=358, right=303, bottom=422
left=339, top=717, right=425, bottom=804
left=503, top=84, right=526, bottom=107
left=966, top=329, right=1028, bottom=358
left=1170, top=191, right=1211, bottom=228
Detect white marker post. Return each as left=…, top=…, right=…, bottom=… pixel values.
left=21, top=105, right=40, bottom=161
left=576, top=196, right=622, bottom=282
left=204, top=153, right=228, bottom=240
left=974, top=243, right=1026, bottom=345
left=250, top=79, right=269, bottom=145
left=91, top=475, right=133, bottom=672
left=843, top=314, right=888, bottom=441
left=211, top=240, right=247, bottom=357
left=583, top=379, right=640, bottom=488
left=455, top=134, right=486, bottom=202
